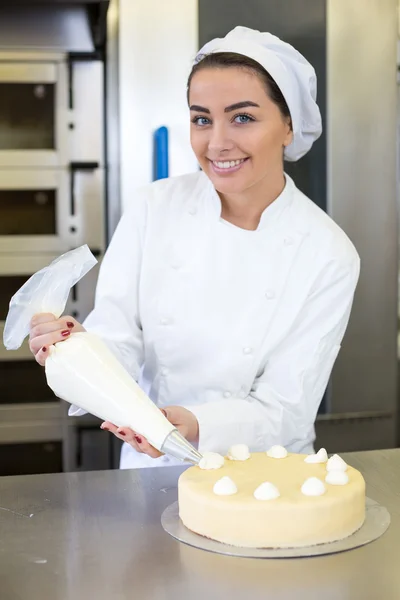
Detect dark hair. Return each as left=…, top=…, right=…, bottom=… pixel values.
left=187, top=52, right=292, bottom=128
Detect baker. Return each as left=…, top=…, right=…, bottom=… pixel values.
left=28, top=26, right=359, bottom=469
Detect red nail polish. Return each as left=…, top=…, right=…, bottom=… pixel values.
left=66, top=322, right=74, bottom=328
left=42, top=346, right=47, bottom=352
left=118, top=431, right=126, bottom=437
left=101, top=426, right=109, bottom=431
left=61, top=330, right=70, bottom=337
left=134, top=435, right=143, bottom=444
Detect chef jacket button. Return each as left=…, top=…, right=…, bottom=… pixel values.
left=161, top=367, right=169, bottom=376
left=239, top=390, right=247, bottom=399
left=161, top=455, right=170, bottom=463
left=284, top=236, right=294, bottom=246
left=223, top=391, right=231, bottom=398
left=265, top=290, right=275, bottom=299
left=160, top=317, right=172, bottom=325
left=188, top=207, right=197, bottom=215
left=243, top=346, right=253, bottom=355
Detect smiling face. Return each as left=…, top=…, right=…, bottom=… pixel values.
left=188, top=66, right=293, bottom=197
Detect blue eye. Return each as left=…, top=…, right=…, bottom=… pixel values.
left=192, top=116, right=211, bottom=126
left=234, top=114, right=254, bottom=124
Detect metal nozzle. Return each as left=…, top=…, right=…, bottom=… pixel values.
left=161, top=429, right=202, bottom=465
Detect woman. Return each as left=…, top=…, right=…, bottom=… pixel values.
left=29, top=27, right=359, bottom=468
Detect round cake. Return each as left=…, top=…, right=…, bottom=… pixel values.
left=178, top=450, right=366, bottom=548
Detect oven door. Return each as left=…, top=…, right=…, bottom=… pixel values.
left=0, top=269, right=62, bottom=475
left=0, top=53, right=104, bottom=170
left=0, top=56, right=67, bottom=168
left=0, top=169, right=70, bottom=253
left=0, top=168, right=105, bottom=254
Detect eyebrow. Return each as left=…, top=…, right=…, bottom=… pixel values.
left=189, top=100, right=260, bottom=114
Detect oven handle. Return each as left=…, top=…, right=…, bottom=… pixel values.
left=69, top=161, right=99, bottom=216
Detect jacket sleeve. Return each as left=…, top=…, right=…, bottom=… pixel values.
left=187, top=254, right=360, bottom=455
left=81, top=192, right=148, bottom=381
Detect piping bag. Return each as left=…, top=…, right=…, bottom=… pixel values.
left=2, top=246, right=202, bottom=465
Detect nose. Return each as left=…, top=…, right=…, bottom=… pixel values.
left=208, top=122, right=234, bottom=155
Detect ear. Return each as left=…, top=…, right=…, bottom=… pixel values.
left=283, top=120, right=293, bottom=148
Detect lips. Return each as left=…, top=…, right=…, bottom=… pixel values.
left=212, top=158, right=246, bottom=169
left=208, top=157, right=249, bottom=175
left=209, top=158, right=248, bottom=177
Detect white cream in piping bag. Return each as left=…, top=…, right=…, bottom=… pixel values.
left=45, top=332, right=175, bottom=450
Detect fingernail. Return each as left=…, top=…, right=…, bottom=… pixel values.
left=134, top=435, right=143, bottom=444
left=66, top=321, right=74, bottom=328
left=101, top=425, right=109, bottom=431
left=42, top=346, right=47, bottom=352
left=61, top=330, right=70, bottom=337
left=118, top=430, right=126, bottom=437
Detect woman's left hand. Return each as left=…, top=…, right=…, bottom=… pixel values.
left=100, top=405, right=199, bottom=459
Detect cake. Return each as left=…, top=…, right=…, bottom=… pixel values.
left=178, top=446, right=366, bottom=548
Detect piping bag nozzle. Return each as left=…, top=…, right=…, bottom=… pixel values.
left=161, top=429, right=202, bottom=465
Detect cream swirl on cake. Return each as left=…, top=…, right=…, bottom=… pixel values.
left=304, top=448, right=328, bottom=464
left=301, top=477, right=326, bottom=496
left=227, top=444, right=251, bottom=461
left=326, top=454, right=348, bottom=472
left=199, top=452, right=225, bottom=470
left=325, top=471, right=349, bottom=486
left=213, top=476, right=238, bottom=496
left=266, top=445, right=288, bottom=459
left=254, top=482, right=280, bottom=500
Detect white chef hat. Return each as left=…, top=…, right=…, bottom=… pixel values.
left=194, top=26, right=322, bottom=162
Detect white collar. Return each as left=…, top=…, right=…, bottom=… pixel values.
left=203, top=172, right=294, bottom=233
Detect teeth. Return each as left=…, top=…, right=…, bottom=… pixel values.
left=214, top=159, right=245, bottom=169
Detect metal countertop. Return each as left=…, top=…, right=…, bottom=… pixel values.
left=0, top=449, right=399, bottom=600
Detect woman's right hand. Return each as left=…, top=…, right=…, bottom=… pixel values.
left=29, top=313, right=86, bottom=366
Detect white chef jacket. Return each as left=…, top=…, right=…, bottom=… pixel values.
left=81, top=171, right=360, bottom=469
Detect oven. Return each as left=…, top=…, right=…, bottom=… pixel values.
left=0, top=46, right=107, bottom=475
left=0, top=50, right=105, bottom=255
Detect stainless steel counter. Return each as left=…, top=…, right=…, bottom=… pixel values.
left=0, top=449, right=399, bottom=600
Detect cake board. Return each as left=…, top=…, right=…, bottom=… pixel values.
left=161, top=497, right=390, bottom=558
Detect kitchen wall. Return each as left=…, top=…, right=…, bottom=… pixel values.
left=117, top=0, right=199, bottom=212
